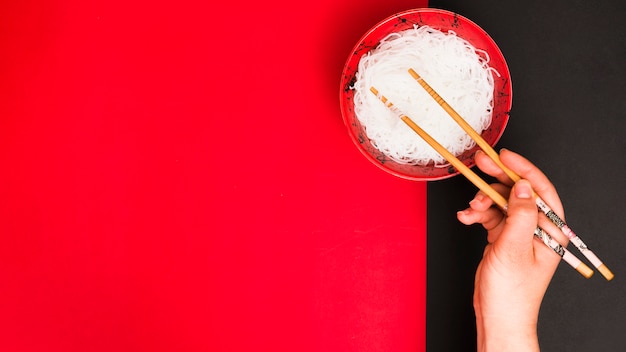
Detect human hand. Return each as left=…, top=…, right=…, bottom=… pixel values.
left=456, top=149, right=568, bottom=352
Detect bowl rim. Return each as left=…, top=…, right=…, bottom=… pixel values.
left=339, top=8, right=512, bottom=181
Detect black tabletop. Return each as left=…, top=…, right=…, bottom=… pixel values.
left=426, top=0, right=626, bottom=350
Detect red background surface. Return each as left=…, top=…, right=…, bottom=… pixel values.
left=0, top=1, right=428, bottom=351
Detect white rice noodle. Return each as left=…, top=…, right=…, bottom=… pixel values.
left=352, top=25, right=497, bottom=166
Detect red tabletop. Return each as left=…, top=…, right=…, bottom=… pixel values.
left=0, top=1, right=428, bottom=351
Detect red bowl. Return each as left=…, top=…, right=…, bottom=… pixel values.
left=339, top=8, right=512, bottom=181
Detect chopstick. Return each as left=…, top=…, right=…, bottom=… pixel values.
left=369, top=86, right=594, bottom=279
left=407, top=68, right=614, bottom=281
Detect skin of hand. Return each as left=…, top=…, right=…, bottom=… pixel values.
left=456, top=149, right=569, bottom=352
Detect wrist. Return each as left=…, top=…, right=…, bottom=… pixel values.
left=476, top=316, right=539, bottom=352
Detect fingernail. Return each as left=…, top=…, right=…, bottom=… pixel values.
left=515, top=180, right=532, bottom=199
left=457, top=209, right=470, bottom=216
left=470, top=193, right=485, bottom=204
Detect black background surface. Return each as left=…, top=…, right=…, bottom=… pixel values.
left=426, top=0, right=626, bottom=350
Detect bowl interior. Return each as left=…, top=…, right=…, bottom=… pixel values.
left=340, top=8, right=512, bottom=181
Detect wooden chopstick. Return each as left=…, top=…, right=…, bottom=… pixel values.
left=369, top=86, right=594, bottom=279
left=407, top=68, right=614, bottom=281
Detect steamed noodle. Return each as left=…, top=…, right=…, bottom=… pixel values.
left=352, top=25, right=497, bottom=166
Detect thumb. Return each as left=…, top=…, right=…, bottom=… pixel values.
left=496, top=179, right=539, bottom=262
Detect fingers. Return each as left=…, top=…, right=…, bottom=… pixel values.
left=536, top=209, right=570, bottom=247
left=493, top=180, right=538, bottom=263
left=499, top=149, right=563, bottom=218
left=462, top=149, right=568, bottom=265
left=475, top=150, right=515, bottom=186
left=457, top=184, right=510, bottom=235
left=468, top=184, right=511, bottom=211
left=457, top=206, right=504, bottom=233
left=475, top=149, right=564, bottom=218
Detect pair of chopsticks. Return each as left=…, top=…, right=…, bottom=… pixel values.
left=370, top=69, right=614, bottom=280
